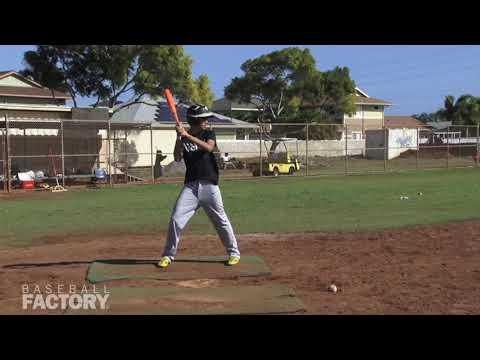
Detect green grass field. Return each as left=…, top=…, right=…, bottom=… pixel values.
left=1, top=167, right=480, bottom=248
left=220, top=151, right=477, bottom=179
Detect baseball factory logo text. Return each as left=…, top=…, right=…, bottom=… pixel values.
left=22, top=283, right=110, bottom=311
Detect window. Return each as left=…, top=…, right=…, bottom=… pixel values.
left=355, top=106, right=363, bottom=118
left=351, top=132, right=363, bottom=140
left=236, top=129, right=246, bottom=140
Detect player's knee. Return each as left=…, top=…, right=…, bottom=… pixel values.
left=171, top=214, right=185, bottom=228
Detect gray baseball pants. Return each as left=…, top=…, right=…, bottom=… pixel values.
left=162, top=180, right=240, bottom=260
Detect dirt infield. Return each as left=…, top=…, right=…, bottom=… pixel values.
left=1, top=220, right=480, bottom=314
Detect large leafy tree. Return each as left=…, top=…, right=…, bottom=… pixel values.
left=21, top=45, right=211, bottom=112
left=21, top=46, right=84, bottom=106
left=190, top=74, right=215, bottom=107
left=225, top=47, right=317, bottom=122
left=224, top=47, right=356, bottom=126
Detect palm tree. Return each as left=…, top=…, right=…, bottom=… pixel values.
left=455, top=95, right=480, bottom=125
left=437, top=95, right=457, bottom=123
left=437, top=95, right=480, bottom=126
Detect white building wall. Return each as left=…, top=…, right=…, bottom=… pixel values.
left=98, top=128, right=178, bottom=169
left=388, top=128, right=418, bottom=159
left=217, top=139, right=365, bottom=158
left=366, top=128, right=418, bottom=160
left=215, top=129, right=236, bottom=140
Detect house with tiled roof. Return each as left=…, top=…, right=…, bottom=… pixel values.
left=384, top=116, right=428, bottom=129
left=110, top=95, right=259, bottom=167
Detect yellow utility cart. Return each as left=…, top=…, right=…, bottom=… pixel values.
left=251, top=138, right=301, bottom=177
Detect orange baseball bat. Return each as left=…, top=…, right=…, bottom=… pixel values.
left=164, top=88, right=181, bottom=126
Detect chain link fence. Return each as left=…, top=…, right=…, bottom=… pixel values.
left=1, top=116, right=479, bottom=192
left=1, top=117, right=6, bottom=191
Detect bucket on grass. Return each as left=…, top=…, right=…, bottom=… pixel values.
left=95, top=168, right=107, bottom=180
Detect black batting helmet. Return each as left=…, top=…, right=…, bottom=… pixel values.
left=186, top=104, right=214, bottom=123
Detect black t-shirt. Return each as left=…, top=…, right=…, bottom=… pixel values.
left=182, top=129, right=219, bottom=185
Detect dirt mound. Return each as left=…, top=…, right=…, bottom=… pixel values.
left=1, top=220, right=480, bottom=314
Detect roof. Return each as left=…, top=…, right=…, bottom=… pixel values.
left=353, top=86, right=392, bottom=106
left=112, top=96, right=258, bottom=129
left=355, top=87, right=369, bottom=98
left=0, top=85, right=72, bottom=99
left=0, top=70, right=71, bottom=99
left=0, top=70, right=44, bottom=88
left=212, top=97, right=262, bottom=112
left=213, top=88, right=391, bottom=110
left=0, top=103, right=72, bottom=112
left=384, top=116, right=427, bottom=129
left=354, top=95, right=392, bottom=106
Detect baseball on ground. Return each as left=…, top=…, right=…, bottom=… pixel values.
left=328, top=284, right=338, bottom=293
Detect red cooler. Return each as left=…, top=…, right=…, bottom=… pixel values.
left=22, top=180, right=35, bottom=189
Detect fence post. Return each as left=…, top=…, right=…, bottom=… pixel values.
left=446, top=125, right=450, bottom=169
left=107, top=118, right=112, bottom=187
left=416, top=128, right=419, bottom=170
left=476, top=124, right=480, bottom=168
left=384, top=127, right=387, bottom=173
left=112, top=129, right=116, bottom=181
left=259, top=124, right=263, bottom=177
left=23, top=128, right=26, bottom=170
left=5, top=115, right=11, bottom=193
left=60, top=120, right=65, bottom=187
left=150, top=124, right=154, bottom=184
left=344, top=124, right=348, bottom=175
left=305, top=122, right=309, bottom=176
left=2, top=117, right=5, bottom=192
left=124, top=131, right=128, bottom=184
left=0, top=121, right=3, bottom=192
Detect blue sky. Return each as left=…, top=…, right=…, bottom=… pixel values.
left=1, top=45, right=479, bottom=115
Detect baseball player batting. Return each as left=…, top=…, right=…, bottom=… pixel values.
left=157, top=103, right=241, bottom=268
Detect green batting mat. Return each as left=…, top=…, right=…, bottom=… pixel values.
left=65, top=285, right=305, bottom=315
left=86, top=256, right=271, bottom=284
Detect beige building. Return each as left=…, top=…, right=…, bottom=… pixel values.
left=342, top=87, right=392, bottom=140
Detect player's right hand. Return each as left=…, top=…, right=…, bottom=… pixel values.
left=176, top=124, right=187, bottom=137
